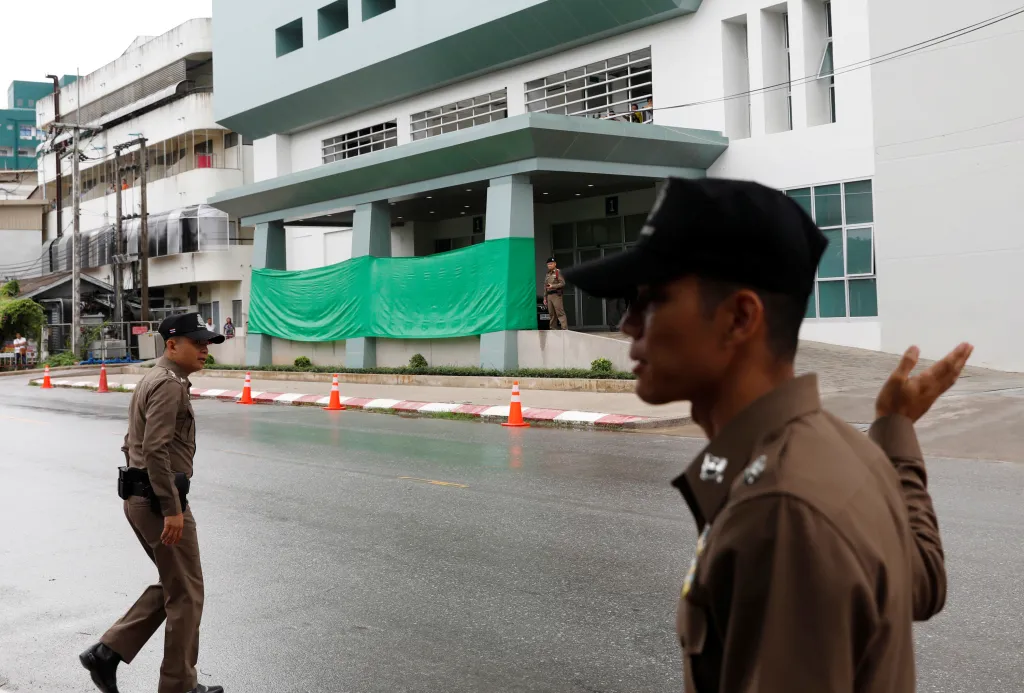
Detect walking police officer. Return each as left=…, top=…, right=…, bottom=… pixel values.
left=544, top=257, right=568, bottom=330
left=80, top=313, right=225, bottom=693
left=566, top=178, right=971, bottom=692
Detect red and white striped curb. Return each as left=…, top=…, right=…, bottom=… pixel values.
left=33, top=378, right=663, bottom=428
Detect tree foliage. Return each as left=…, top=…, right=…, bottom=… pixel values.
left=0, top=281, right=44, bottom=342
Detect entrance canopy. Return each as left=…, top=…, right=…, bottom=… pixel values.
left=208, top=113, right=727, bottom=225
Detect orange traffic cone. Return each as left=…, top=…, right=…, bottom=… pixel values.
left=502, top=381, right=530, bottom=428
left=41, top=364, right=53, bottom=389
left=323, top=374, right=346, bottom=411
left=97, top=363, right=109, bottom=393
left=238, top=371, right=254, bottom=405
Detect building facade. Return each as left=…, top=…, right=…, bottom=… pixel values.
left=30, top=19, right=255, bottom=360
left=206, top=0, right=1017, bottom=371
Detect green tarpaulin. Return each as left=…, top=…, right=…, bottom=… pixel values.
left=248, top=237, right=537, bottom=342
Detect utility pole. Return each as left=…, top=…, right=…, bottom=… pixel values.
left=113, top=147, right=123, bottom=336
left=71, top=125, right=80, bottom=355
left=140, top=140, right=149, bottom=322
left=45, top=74, right=63, bottom=238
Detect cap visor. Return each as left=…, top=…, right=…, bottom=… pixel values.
left=563, top=246, right=647, bottom=299
left=190, top=329, right=225, bottom=344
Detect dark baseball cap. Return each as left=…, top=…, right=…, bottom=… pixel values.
left=546, top=257, right=557, bottom=263
left=158, top=312, right=225, bottom=344
left=563, top=177, right=827, bottom=301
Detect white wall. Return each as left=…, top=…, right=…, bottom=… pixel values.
left=0, top=229, right=41, bottom=268
left=37, top=18, right=213, bottom=127
left=869, top=1, right=1024, bottom=371
left=285, top=224, right=414, bottom=271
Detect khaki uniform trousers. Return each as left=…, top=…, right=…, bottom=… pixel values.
left=547, top=293, right=568, bottom=330
left=101, top=498, right=204, bottom=693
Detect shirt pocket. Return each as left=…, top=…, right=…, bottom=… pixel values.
left=176, top=401, right=195, bottom=442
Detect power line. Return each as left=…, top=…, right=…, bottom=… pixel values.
left=654, top=5, right=1024, bottom=113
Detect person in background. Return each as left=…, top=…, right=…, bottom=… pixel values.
left=13, top=332, right=27, bottom=369
left=205, top=317, right=217, bottom=335
left=544, top=257, right=568, bottom=330
left=643, top=96, right=654, bottom=123
left=121, top=178, right=129, bottom=191
left=223, top=317, right=235, bottom=340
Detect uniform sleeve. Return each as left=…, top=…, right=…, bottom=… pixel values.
left=142, top=380, right=183, bottom=517
left=703, top=495, right=878, bottom=693
left=869, top=414, right=946, bottom=620
left=550, top=271, right=566, bottom=291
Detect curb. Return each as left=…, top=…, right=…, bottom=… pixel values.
left=32, top=378, right=688, bottom=430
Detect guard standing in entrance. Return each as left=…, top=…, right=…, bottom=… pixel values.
left=79, top=313, right=225, bottom=693
left=544, top=257, right=568, bottom=330
left=565, top=177, right=971, bottom=692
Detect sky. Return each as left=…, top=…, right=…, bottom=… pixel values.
left=0, top=0, right=213, bottom=108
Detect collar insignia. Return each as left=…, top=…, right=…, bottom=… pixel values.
left=699, top=453, right=728, bottom=483
left=744, top=455, right=767, bottom=485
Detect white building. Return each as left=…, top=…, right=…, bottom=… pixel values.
left=34, top=18, right=254, bottom=356
left=204, top=0, right=1021, bottom=371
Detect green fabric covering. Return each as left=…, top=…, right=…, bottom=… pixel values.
left=248, top=237, right=537, bottom=342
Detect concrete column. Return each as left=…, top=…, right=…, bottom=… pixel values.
left=245, top=220, right=286, bottom=366
left=346, top=201, right=392, bottom=369
left=480, top=175, right=534, bottom=370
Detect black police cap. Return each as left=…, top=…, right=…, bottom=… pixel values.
left=564, top=177, right=827, bottom=301
left=546, top=257, right=557, bottom=264
left=158, top=312, right=225, bottom=344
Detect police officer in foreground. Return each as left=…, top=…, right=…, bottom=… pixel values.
left=544, top=257, right=569, bottom=330
left=79, top=313, right=225, bottom=693
left=565, top=178, right=973, bottom=692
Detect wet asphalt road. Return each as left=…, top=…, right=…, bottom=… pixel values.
left=1, top=377, right=1023, bottom=693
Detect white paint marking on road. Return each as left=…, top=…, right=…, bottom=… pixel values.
left=365, top=398, right=402, bottom=410
left=73, top=381, right=94, bottom=388
left=481, top=406, right=510, bottom=418
left=123, top=383, right=136, bottom=391
left=554, top=411, right=606, bottom=423
left=316, top=396, right=331, bottom=405
left=418, top=402, right=460, bottom=413
left=200, top=389, right=227, bottom=398
left=275, top=393, right=305, bottom=404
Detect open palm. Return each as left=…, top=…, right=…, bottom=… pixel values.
left=876, top=343, right=974, bottom=422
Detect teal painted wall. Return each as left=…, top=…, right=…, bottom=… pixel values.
left=0, top=107, right=40, bottom=171
left=213, top=0, right=699, bottom=138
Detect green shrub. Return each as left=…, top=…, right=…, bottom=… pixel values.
left=204, top=354, right=216, bottom=367
left=43, top=351, right=79, bottom=367
left=294, top=356, right=312, bottom=369
left=191, top=363, right=635, bottom=380
left=409, top=353, right=428, bottom=369
left=591, top=357, right=614, bottom=374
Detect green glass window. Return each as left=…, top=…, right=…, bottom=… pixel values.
left=846, top=227, right=873, bottom=275
left=576, top=222, right=595, bottom=247
left=814, top=184, right=842, bottom=227
left=805, top=291, right=817, bottom=319
left=593, top=219, right=623, bottom=246
left=552, top=224, right=574, bottom=250
left=818, top=280, right=847, bottom=318
left=787, top=188, right=812, bottom=218
left=554, top=252, right=574, bottom=271
left=844, top=180, right=873, bottom=224
left=818, top=228, right=844, bottom=278
left=849, top=279, right=878, bottom=317
left=624, top=214, right=646, bottom=242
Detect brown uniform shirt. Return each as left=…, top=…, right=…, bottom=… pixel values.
left=121, top=356, right=196, bottom=517
left=545, top=269, right=565, bottom=294
left=674, top=374, right=944, bottom=693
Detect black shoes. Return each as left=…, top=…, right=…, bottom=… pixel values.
left=79, top=642, right=121, bottom=693
left=188, top=686, right=224, bottom=693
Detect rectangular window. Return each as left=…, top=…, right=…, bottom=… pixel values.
left=796, top=179, right=877, bottom=319
left=819, top=1, right=836, bottom=123
left=322, top=120, right=398, bottom=164
left=410, top=89, right=508, bottom=141
left=783, top=12, right=793, bottom=130
left=319, top=0, right=349, bottom=39
left=525, top=48, right=653, bottom=123
left=276, top=18, right=304, bottom=57
left=224, top=132, right=239, bottom=149
left=363, top=0, right=396, bottom=20
left=0, top=147, right=12, bottom=157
